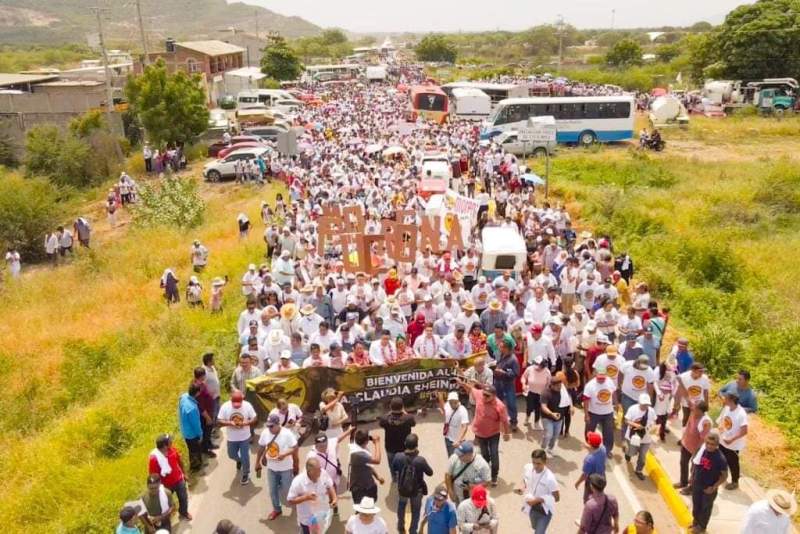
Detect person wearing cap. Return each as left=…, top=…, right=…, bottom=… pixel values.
left=237, top=299, right=261, bottom=336
left=620, top=333, right=644, bottom=362
left=445, top=441, right=491, bottom=504
left=217, top=390, right=257, bottom=485
left=674, top=362, right=710, bottom=426
left=241, top=264, right=261, bottom=298
left=329, top=278, right=350, bottom=317
left=716, top=391, right=748, bottom=490
left=439, top=391, right=470, bottom=457
left=623, top=393, right=656, bottom=480
left=239, top=318, right=262, bottom=348
left=190, top=239, right=208, bottom=273
left=583, top=365, right=618, bottom=459
left=140, top=473, right=175, bottom=533
left=578, top=474, right=619, bottom=534
left=345, top=496, right=388, bottom=534
left=456, top=484, right=498, bottom=533
left=480, top=301, right=507, bottom=336
left=268, top=349, right=300, bottom=373
left=441, top=323, right=473, bottom=360
left=148, top=433, right=191, bottom=520
left=574, top=431, right=607, bottom=502
left=688, top=431, right=728, bottom=534
left=528, top=322, right=557, bottom=371
left=517, top=448, right=560, bottom=532
left=619, top=355, right=657, bottom=438
left=391, top=433, right=434, bottom=534
left=214, top=519, right=246, bottom=534
left=421, top=484, right=458, bottom=534
left=287, top=457, right=337, bottom=533
left=594, top=299, right=620, bottom=344
left=384, top=307, right=407, bottom=341
left=307, top=426, right=355, bottom=508
left=740, top=488, right=797, bottom=534
left=669, top=337, right=694, bottom=374
left=256, top=413, right=300, bottom=521
left=116, top=504, right=142, bottom=534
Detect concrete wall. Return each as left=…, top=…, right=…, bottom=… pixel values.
left=0, top=87, right=105, bottom=114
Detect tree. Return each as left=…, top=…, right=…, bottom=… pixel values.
left=320, top=29, right=348, bottom=46
left=605, top=38, right=644, bottom=68
left=24, top=125, right=94, bottom=188
left=125, top=59, right=209, bottom=147
left=713, top=0, right=800, bottom=80
left=686, top=33, right=718, bottom=83
left=0, top=133, right=18, bottom=168
left=414, top=35, right=457, bottom=63
left=261, top=36, right=303, bottom=81
left=0, top=172, right=60, bottom=262
left=656, top=43, right=682, bottom=63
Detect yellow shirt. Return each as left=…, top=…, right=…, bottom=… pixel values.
left=614, top=278, right=631, bottom=305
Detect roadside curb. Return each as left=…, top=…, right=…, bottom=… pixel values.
left=645, top=451, right=692, bottom=531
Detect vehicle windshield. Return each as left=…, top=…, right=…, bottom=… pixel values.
left=486, top=105, right=502, bottom=125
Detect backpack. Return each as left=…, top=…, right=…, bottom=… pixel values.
left=397, top=457, right=418, bottom=498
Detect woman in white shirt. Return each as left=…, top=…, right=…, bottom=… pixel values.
left=515, top=448, right=560, bottom=532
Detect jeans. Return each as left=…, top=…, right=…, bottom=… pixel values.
left=719, top=445, right=740, bottom=484
left=267, top=469, right=293, bottom=512
left=587, top=412, right=615, bottom=454
left=387, top=451, right=398, bottom=480
left=526, top=392, right=542, bottom=421
left=620, top=394, right=637, bottom=438
left=529, top=507, right=553, bottom=533
left=227, top=439, right=250, bottom=475
left=691, top=483, right=718, bottom=530
left=397, top=493, right=423, bottom=534
left=541, top=418, right=563, bottom=451
left=167, top=479, right=189, bottom=517
left=185, top=437, right=203, bottom=470
left=626, top=440, right=650, bottom=472
left=445, top=437, right=456, bottom=458
left=475, top=433, right=501, bottom=481
left=679, top=445, right=693, bottom=486
left=201, top=418, right=213, bottom=452
left=497, top=383, right=518, bottom=425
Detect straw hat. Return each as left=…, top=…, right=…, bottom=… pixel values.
left=300, top=285, right=314, bottom=294
left=300, top=303, right=316, bottom=316
left=489, top=299, right=502, bottom=311
left=212, top=277, right=226, bottom=287
left=462, top=301, right=476, bottom=311
left=353, top=496, right=381, bottom=515
left=280, top=303, right=297, bottom=320
left=767, top=489, right=797, bottom=516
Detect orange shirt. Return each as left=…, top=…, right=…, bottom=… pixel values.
left=471, top=389, right=509, bottom=438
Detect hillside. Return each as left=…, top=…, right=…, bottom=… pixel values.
left=0, top=0, right=320, bottom=46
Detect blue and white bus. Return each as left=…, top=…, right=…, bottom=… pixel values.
left=480, top=95, right=636, bottom=145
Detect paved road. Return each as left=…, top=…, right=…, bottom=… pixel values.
left=176, top=401, right=678, bottom=533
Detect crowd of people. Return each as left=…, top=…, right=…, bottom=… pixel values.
left=107, top=75, right=795, bottom=534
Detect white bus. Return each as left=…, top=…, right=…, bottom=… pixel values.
left=441, top=82, right=528, bottom=107
left=480, top=95, right=636, bottom=145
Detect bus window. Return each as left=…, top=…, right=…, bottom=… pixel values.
left=417, top=93, right=447, bottom=111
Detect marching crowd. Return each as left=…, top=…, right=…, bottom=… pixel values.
left=114, top=77, right=796, bottom=534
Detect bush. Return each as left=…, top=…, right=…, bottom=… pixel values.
left=134, top=175, right=205, bottom=228
left=0, top=172, right=61, bottom=262
left=692, top=322, right=745, bottom=378
left=0, top=133, right=18, bottom=167
left=24, top=125, right=96, bottom=188
left=753, top=161, right=800, bottom=215
left=673, top=238, right=742, bottom=292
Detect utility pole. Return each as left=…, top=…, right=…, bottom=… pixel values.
left=135, top=0, right=150, bottom=66
left=255, top=9, right=259, bottom=40
left=611, top=9, right=616, bottom=30
left=556, top=15, right=565, bottom=75
left=91, top=6, right=115, bottom=115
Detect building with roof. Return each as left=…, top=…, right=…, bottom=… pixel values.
left=135, top=39, right=246, bottom=105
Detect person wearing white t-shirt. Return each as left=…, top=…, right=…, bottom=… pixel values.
left=624, top=394, right=656, bottom=479
left=217, top=391, right=257, bottom=485
left=674, top=363, right=711, bottom=426
left=619, top=355, right=657, bottom=436
left=440, top=392, right=470, bottom=458
left=516, top=448, right=560, bottom=531
left=287, top=457, right=337, bottom=532
left=583, top=366, right=618, bottom=457
left=592, top=345, right=624, bottom=387
left=717, top=392, right=748, bottom=490
left=256, top=414, right=299, bottom=520
left=345, top=497, right=389, bottom=534
left=269, top=399, right=304, bottom=437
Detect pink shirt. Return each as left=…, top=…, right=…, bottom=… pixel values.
left=522, top=366, right=551, bottom=395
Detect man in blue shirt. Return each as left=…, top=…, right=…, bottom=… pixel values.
left=421, top=485, right=457, bottom=534
left=574, top=431, right=607, bottom=502
left=719, top=370, right=758, bottom=413
left=673, top=337, right=694, bottom=374
left=636, top=326, right=658, bottom=367
left=178, top=383, right=203, bottom=471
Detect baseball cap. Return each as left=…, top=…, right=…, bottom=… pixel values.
left=594, top=364, right=608, bottom=375
left=280, top=350, right=291, bottom=359
left=456, top=441, right=474, bottom=455
left=638, top=393, right=652, bottom=406
left=434, top=485, right=448, bottom=500
left=587, top=431, right=603, bottom=448
left=471, top=485, right=488, bottom=508
left=267, top=414, right=281, bottom=427
left=315, top=435, right=329, bottom=444
left=447, top=391, right=460, bottom=401
left=231, top=390, right=244, bottom=408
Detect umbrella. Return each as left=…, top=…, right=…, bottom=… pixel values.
left=382, top=146, right=407, bottom=158
left=522, top=173, right=546, bottom=185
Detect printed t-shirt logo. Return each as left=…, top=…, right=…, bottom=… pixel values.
left=687, top=385, right=702, bottom=398
left=230, top=410, right=244, bottom=425
left=632, top=375, right=646, bottom=390
left=267, top=441, right=280, bottom=458
left=722, top=416, right=733, bottom=431
left=596, top=389, right=612, bottom=403
left=607, top=365, right=619, bottom=378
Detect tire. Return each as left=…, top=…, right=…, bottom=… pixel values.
left=207, top=170, right=221, bottom=183
left=578, top=130, right=596, bottom=147
left=532, top=147, right=548, bottom=159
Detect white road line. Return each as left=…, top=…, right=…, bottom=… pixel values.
left=610, top=458, right=644, bottom=512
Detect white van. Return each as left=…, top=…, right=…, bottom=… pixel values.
left=256, top=89, right=294, bottom=107
left=450, top=87, right=491, bottom=120
left=480, top=227, right=527, bottom=279
left=236, top=91, right=259, bottom=108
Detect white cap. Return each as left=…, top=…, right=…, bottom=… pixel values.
left=638, top=393, right=652, bottom=406
left=280, top=350, right=291, bottom=359
left=447, top=391, right=460, bottom=401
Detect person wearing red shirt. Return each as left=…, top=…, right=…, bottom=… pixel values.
left=457, top=382, right=510, bottom=487
left=406, top=313, right=426, bottom=347
left=384, top=269, right=401, bottom=296
left=148, top=434, right=191, bottom=521
left=584, top=336, right=611, bottom=384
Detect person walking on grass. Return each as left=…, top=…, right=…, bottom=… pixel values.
left=148, top=434, right=191, bottom=521
left=217, top=390, right=257, bottom=485
left=256, top=413, right=300, bottom=521
left=688, top=431, right=728, bottom=534
left=190, top=240, right=209, bottom=273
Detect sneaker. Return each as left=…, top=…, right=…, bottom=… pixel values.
left=680, top=486, right=692, bottom=496
left=236, top=461, right=242, bottom=471
left=634, top=471, right=646, bottom=481
left=534, top=422, right=543, bottom=430
left=673, top=482, right=686, bottom=489
left=267, top=510, right=281, bottom=521
left=546, top=447, right=555, bottom=457
left=241, top=474, right=251, bottom=485
left=725, top=482, right=739, bottom=491
left=490, top=479, right=498, bottom=487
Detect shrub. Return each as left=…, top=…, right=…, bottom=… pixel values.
left=134, top=175, right=205, bottom=228
left=753, top=161, right=800, bottom=215
left=24, top=125, right=96, bottom=188
left=674, top=238, right=742, bottom=292
left=0, top=172, right=61, bottom=262
left=0, top=132, right=18, bottom=167
left=692, top=321, right=745, bottom=378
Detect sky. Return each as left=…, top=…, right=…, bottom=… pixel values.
left=241, top=0, right=754, bottom=33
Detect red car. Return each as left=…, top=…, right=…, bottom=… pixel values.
left=217, top=142, right=268, bottom=159
left=207, top=136, right=264, bottom=157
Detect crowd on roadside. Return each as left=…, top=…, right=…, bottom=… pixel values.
left=101, top=75, right=794, bottom=534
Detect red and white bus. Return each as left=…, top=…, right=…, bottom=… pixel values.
left=406, top=85, right=449, bottom=124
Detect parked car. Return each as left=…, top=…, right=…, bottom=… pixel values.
left=208, top=108, right=230, bottom=130
left=203, top=147, right=270, bottom=182
left=218, top=95, right=237, bottom=110
left=217, top=141, right=269, bottom=159
left=243, top=124, right=289, bottom=143
left=271, top=99, right=303, bottom=114
left=207, top=135, right=263, bottom=157
left=486, top=130, right=555, bottom=157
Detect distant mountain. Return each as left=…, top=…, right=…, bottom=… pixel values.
left=0, top=0, right=320, bottom=47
